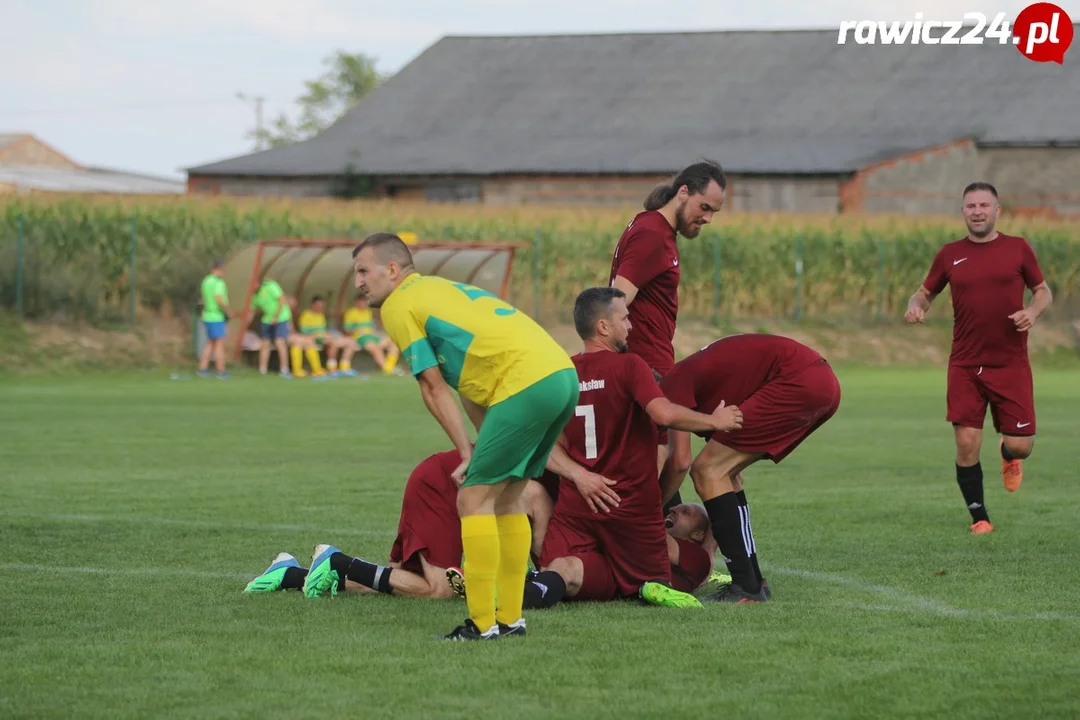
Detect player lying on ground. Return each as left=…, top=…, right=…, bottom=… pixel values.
left=448, top=500, right=719, bottom=605
left=905, top=181, right=1051, bottom=534
left=243, top=449, right=560, bottom=601
left=330, top=294, right=401, bottom=376
left=534, top=286, right=741, bottom=607
left=353, top=233, right=579, bottom=640
left=659, top=333, right=842, bottom=603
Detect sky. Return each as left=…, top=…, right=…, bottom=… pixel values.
left=0, top=0, right=1052, bottom=179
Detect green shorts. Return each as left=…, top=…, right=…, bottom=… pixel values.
left=463, top=368, right=579, bottom=487
left=357, top=334, right=380, bottom=347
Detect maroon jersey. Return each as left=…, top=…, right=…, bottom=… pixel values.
left=922, top=233, right=1045, bottom=368
left=671, top=538, right=713, bottom=594
left=558, top=351, right=666, bottom=517
left=659, top=334, right=823, bottom=433
left=608, top=210, right=680, bottom=375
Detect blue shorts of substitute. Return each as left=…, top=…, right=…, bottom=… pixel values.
left=204, top=321, right=227, bottom=340
left=261, top=321, right=291, bottom=341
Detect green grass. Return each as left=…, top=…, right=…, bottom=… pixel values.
left=1, top=367, right=1078, bottom=719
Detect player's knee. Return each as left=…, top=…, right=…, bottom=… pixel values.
left=1004, top=435, right=1034, bottom=459
left=426, top=580, right=456, bottom=600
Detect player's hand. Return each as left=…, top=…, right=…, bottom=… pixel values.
left=1009, top=308, right=1037, bottom=332
left=904, top=305, right=926, bottom=324
left=711, top=400, right=743, bottom=431
left=451, top=453, right=471, bottom=487
left=573, top=471, right=620, bottom=514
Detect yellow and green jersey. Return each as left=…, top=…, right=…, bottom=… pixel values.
left=342, top=307, right=378, bottom=339
left=201, top=275, right=228, bottom=322
left=379, top=274, right=573, bottom=407
left=299, top=310, right=327, bottom=335
left=251, top=280, right=291, bottom=324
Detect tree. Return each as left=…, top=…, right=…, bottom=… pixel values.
left=246, top=50, right=387, bottom=149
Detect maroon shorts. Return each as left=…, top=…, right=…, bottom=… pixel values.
left=388, top=462, right=462, bottom=574
left=670, top=538, right=713, bottom=594
left=711, top=359, right=841, bottom=463
left=539, top=510, right=671, bottom=601
left=947, top=363, right=1036, bottom=436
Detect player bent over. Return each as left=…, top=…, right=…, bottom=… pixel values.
left=244, top=450, right=560, bottom=602
left=905, top=182, right=1051, bottom=534
left=353, top=232, right=578, bottom=640
left=659, top=334, right=841, bottom=603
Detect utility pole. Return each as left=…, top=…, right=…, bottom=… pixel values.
left=235, top=91, right=266, bottom=150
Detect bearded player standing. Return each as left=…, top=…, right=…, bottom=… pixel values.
left=608, top=160, right=727, bottom=509
left=905, top=182, right=1052, bottom=534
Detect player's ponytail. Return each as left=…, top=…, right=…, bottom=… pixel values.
left=643, top=160, right=728, bottom=211
left=644, top=183, right=677, bottom=211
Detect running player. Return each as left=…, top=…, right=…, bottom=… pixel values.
left=905, top=182, right=1052, bottom=534
left=659, top=333, right=842, bottom=603
left=352, top=232, right=578, bottom=641
left=608, top=161, right=727, bottom=510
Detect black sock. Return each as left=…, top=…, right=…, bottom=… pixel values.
left=703, top=493, right=760, bottom=593
left=523, top=570, right=566, bottom=609
left=736, top=490, right=764, bottom=585
left=1001, top=442, right=1015, bottom=461
left=281, top=566, right=308, bottom=591
left=956, top=463, right=990, bottom=523
left=663, top=491, right=683, bottom=516
left=330, top=552, right=393, bottom=594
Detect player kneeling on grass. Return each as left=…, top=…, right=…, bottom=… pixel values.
left=244, top=449, right=557, bottom=601
left=331, top=295, right=401, bottom=376
left=659, top=333, right=842, bottom=603
left=531, top=287, right=741, bottom=608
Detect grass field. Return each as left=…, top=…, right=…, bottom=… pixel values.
left=2, top=367, right=1079, bottom=719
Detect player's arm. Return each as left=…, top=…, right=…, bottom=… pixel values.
left=459, top=396, right=487, bottom=433
left=645, top=397, right=742, bottom=433
left=545, top=437, right=621, bottom=514
left=416, top=367, right=474, bottom=470
left=611, top=225, right=667, bottom=305
left=610, top=276, right=640, bottom=306
left=906, top=251, right=947, bottom=324
left=214, top=293, right=231, bottom=318
left=660, top=429, right=693, bottom=506
left=1012, top=242, right=1052, bottom=331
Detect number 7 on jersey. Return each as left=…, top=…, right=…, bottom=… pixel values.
left=575, top=404, right=598, bottom=460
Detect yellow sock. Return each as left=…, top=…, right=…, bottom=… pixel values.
left=494, top=513, right=532, bottom=625
left=383, top=352, right=399, bottom=373
left=305, top=348, right=323, bottom=373
left=341, top=361, right=351, bottom=371
left=290, top=346, right=303, bottom=372
left=460, top=514, right=499, bottom=633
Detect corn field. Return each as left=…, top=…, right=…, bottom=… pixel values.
left=1, top=194, right=1079, bottom=325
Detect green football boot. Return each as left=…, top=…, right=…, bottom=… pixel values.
left=639, top=581, right=704, bottom=609
left=244, top=552, right=301, bottom=593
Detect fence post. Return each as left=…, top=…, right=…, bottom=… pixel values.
left=876, top=235, right=885, bottom=324
left=129, top=214, right=137, bottom=326
left=532, top=228, right=542, bottom=322
left=16, top=213, right=24, bottom=321
left=793, top=234, right=804, bottom=322
left=711, top=233, right=721, bottom=325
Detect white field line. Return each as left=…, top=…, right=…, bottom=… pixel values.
left=768, top=566, right=1080, bottom=623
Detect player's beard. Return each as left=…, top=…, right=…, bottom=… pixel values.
left=675, top=204, right=700, bottom=238
left=613, top=338, right=628, bottom=353
left=966, top=217, right=994, bottom=239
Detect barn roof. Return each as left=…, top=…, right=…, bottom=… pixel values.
left=188, top=28, right=1080, bottom=177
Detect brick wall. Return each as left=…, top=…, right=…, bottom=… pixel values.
left=845, top=141, right=1080, bottom=217
left=187, top=175, right=334, bottom=197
